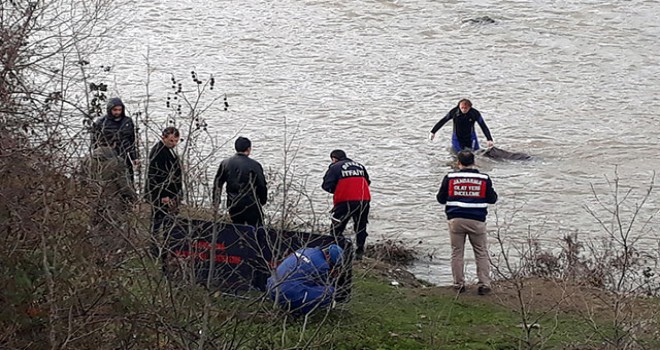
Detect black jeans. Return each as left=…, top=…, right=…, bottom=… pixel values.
left=229, top=204, right=264, bottom=228
left=124, top=156, right=135, bottom=185
left=150, top=203, right=173, bottom=258
left=331, top=200, right=370, bottom=253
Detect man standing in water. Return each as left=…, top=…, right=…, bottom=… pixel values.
left=436, top=150, right=497, bottom=295
left=430, top=99, right=494, bottom=153
left=92, top=98, right=139, bottom=184
left=322, top=150, right=371, bottom=261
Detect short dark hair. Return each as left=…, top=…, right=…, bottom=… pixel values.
left=457, top=150, right=475, bottom=166
left=458, top=98, right=472, bottom=108
left=162, top=126, right=180, bottom=137
left=235, top=136, right=251, bottom=152
left=330, top=149, right=347, bottom=161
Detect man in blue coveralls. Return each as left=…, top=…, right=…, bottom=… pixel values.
left=267, top=244, right=344, bottom=315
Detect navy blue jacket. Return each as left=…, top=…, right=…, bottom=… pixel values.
left=437, top=168, right=497, bottom=222
left=266, top=248, right=336, bottom=314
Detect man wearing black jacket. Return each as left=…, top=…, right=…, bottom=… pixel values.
left=92, top=98, right=139, bottom=184
left=213, top=137, right=268, bottom=227
left=430, top=99, right=494, bottom=153
left=437, top=150, right=498, bottom=295
left=146, top=127, right=182, bottom=257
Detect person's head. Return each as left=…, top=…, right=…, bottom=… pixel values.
left=324, top=244, right=344, bottom=266
left=456, top=149, right=475, bottom=168
left=161, top=127, right=180, bottom=149
left=458, top=98, right=472, bottom=114
left=235, top=136, right=252, bottom=154
left=329, top=149, right=347, bottom=163
left=106, top=98, right=126, bottom=120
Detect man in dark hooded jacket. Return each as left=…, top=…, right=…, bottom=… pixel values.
left=213, top=137, right=268, bottom=227
left=92, top=98, right=139, bottom=184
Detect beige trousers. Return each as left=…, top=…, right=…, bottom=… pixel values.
left=448, top=218, right=491, bottom=287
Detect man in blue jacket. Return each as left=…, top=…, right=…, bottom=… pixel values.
left=437, top=150, right=498, bottom=295
left=267, top=244, right=344, bottom=315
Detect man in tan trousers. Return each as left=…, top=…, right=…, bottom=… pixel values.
left=436, top=150, right=498, bottom=295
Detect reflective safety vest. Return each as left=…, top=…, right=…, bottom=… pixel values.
left=437, top=169, right=497, bottom=222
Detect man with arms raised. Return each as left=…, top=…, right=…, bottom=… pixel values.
left=430, top=99, right=494, bottom=153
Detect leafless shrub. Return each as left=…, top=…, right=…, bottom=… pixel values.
left=365, top=238, right=418, bottom=266
left=491, top=207, right=572, bottom=350
left=1, top=1, right=352, bottom=348
left=491, top=169, right=659, bottom=349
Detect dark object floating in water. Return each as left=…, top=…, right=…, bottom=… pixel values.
left=478, top=147, right=532, bottom=161
left=463, top=16, right=497, bottom=24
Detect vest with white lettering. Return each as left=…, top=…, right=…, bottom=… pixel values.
left=436, top=169, right=498, bottom=222
left=322, top=158, right=371, bottom=206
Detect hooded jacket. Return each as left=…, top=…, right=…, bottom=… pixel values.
left=92, top=98, right=138, bottom=162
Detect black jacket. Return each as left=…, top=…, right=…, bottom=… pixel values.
left=92, top=98, right=138, bottom=162
left=146, top=140, right=182, bottom=203
left=213, top=153, right=267, bottom=209
left=431, top=106, right=493, bottom=150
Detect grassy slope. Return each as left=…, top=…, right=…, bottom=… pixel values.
left=223, top=264, right=660, bottom=350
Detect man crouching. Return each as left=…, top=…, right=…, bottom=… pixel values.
left=267, top=244, right=344, bottom=315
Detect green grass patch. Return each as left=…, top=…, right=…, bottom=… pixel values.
left=207, top=274, right=627, bottom=349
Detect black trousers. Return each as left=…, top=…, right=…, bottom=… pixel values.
left=331, top=200, right=370, bottom=253
left=150, top=203, right=172, bottom=258
left=124, top=157, right=135, bottom=185
left=229, top=204, right=264, bottom=228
